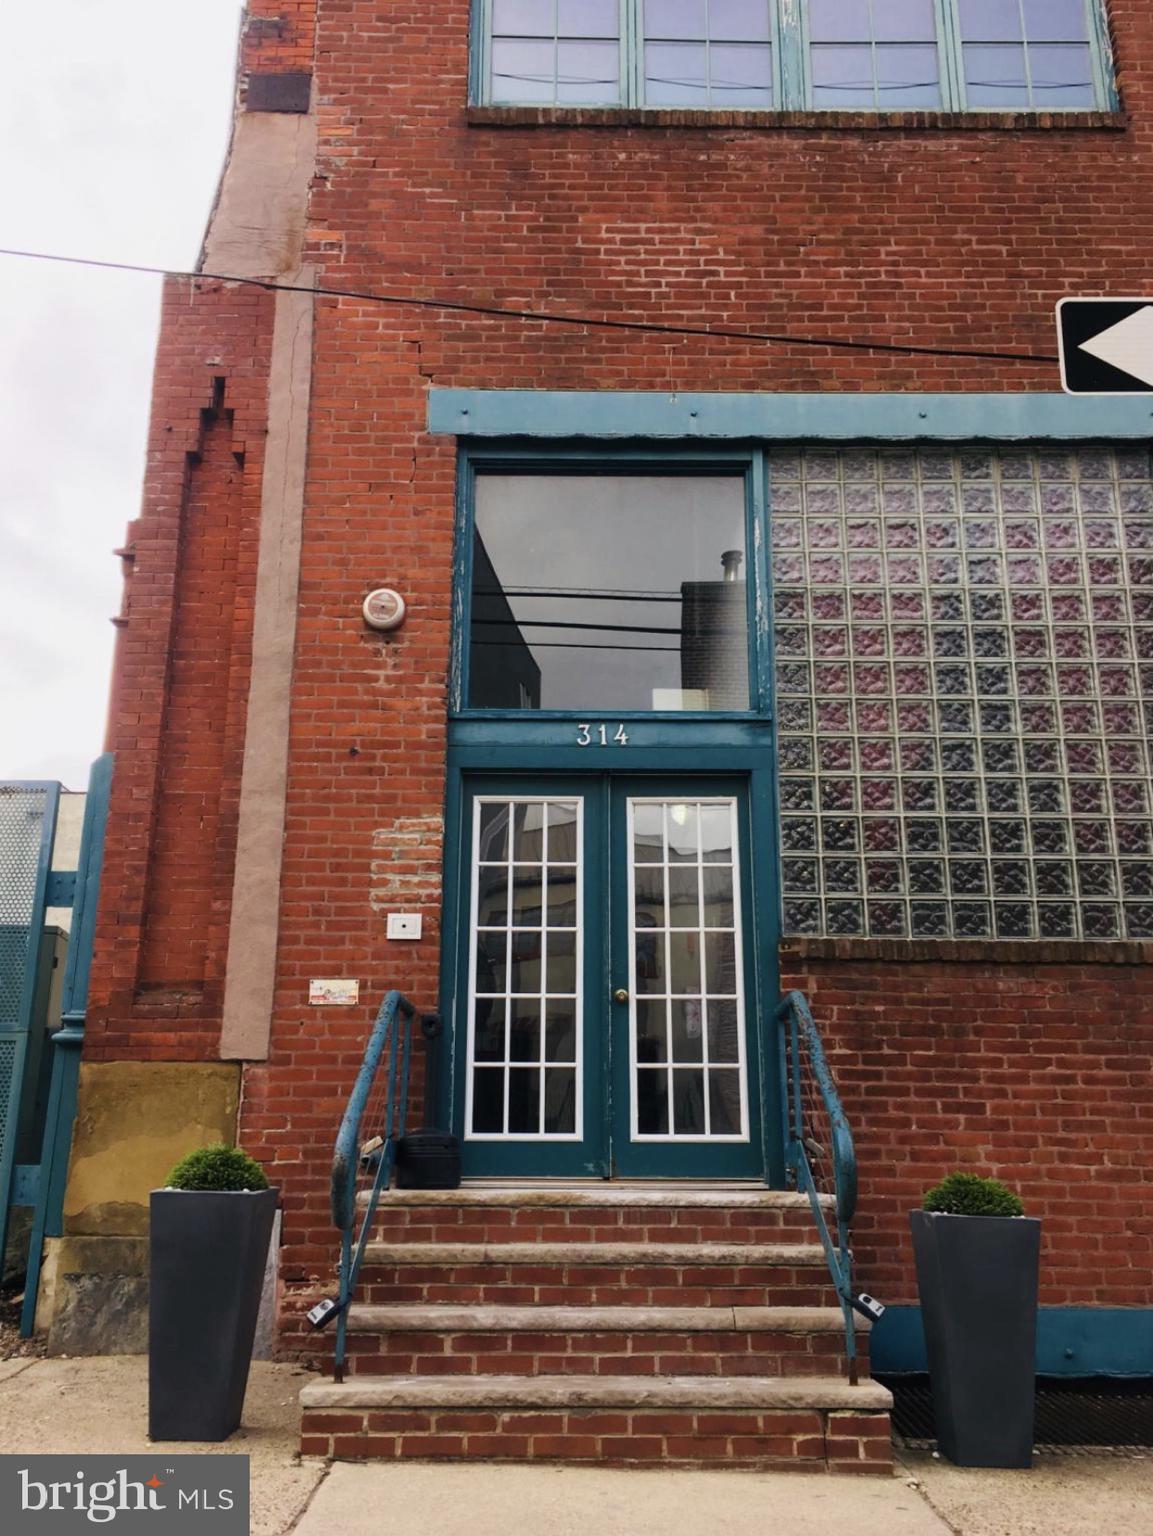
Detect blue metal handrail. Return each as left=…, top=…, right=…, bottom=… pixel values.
left=330, top=989, right=416, bottom=1381
left=777, top=988, right=860, bottom=1384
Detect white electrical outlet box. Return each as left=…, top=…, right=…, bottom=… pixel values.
left=387, top=912, right=423, bottom=941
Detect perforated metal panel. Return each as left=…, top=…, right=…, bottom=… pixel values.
left=0, top=787, right=48, bottom=1028
left=0, top=1038, right=17, bottom=1158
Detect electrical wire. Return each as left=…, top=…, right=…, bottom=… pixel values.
left=0, top=245, right=1061, bottom=365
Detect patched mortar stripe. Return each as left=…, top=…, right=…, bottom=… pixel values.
left=370, top=814, right=445, bottom=911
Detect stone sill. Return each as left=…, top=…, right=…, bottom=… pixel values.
left=781, top=937, right=1153, bottom=966
left=468, top=106, right=1127, bottom=133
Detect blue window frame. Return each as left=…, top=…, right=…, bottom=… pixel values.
left=472, top=0, right=1117, bottom=112
left=453, top=446, right=774, bottom=720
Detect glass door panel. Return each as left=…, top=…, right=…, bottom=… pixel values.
left=617, top=793, right=757, bottom=1175
left=467, top=797, right=584, bottom=1145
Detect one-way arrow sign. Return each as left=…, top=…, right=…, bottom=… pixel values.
left=1058, top=298, right=1153, bottom=395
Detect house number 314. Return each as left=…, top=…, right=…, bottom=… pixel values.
left=576, top=723, right=630, bottom=747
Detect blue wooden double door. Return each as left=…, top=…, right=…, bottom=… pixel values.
left=450, top=774, right=771, bottom=1179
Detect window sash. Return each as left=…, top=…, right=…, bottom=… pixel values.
left=474, top=0, right=1116, bottom=112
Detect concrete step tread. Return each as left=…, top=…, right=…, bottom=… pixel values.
left=347, top=1304, right=856, bottom=1333
left=362, top=1241, right=829, bottom=1267
left=359, top=1183, right=831, bottom=1210
left=302, top=1373, right=892, bottom=1413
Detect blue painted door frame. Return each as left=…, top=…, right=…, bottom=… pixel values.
left=438, top=443, right=786, bottom=1182
left=445, top=772, right=777, bottom=1179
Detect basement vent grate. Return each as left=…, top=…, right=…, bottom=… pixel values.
left=879, top=1375, right=1153, bottom=1452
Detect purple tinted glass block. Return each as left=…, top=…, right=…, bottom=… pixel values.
left=859, top=738, right=896, bottom=772
left=900, top=739, right=936, bottom=773
left=1107, top=741, right=1144, bottom=776
left=855, top=699, right=893, bottom=733
left=1011, top=591, right=1045, bottom=621
left=1053, top=629, right=1090, bottom=658
left=1020, top=702, right=1057, bottom=734
left=851, top=626, right=887, bottom=657
left=816, top=700, right=851, bottom=733
left=813, top=591, right=847, bottom=620
left=848, top=519, right=881, bottom=549
left=815, top=662, right=851, bottom=695
left=820, top=779, right=857, bottom=812
left=1102, top=701, right=1140, bottom=734
left=1005, top=520, right=1040, bottom=549
left=819, top=738, right=855, bottom=772
left=1062, top=702, right=1100, bottom=735
left=862, top=779, right=898, bottom=812
left=814, top=626, right=850, bottom=657
left=848, top=553, right=884, bottom=586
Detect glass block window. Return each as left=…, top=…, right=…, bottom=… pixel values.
left=478, top=1, right=1115, bottom=112
left=773, top=447, right=1153, bottom=943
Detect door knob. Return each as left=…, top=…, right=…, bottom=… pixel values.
left=613, top=988, right=630, bottom=1004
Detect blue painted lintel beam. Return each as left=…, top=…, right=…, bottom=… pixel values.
left=429, top=389, right=1153, bottom=442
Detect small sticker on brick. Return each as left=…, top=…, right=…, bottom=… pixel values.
left=309, top=979, right=360, bottom=1006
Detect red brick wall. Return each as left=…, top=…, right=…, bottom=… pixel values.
left=85, top=0, right=1153, bottom=1337
left=782, top=944, right=1153, bottom=1307
left=86, top=278, right=275, bottom=1061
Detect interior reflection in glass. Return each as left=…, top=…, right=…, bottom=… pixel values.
left=470, top=473, right=750, bottom=712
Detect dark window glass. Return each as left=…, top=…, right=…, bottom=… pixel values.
left=470, top=474, right=750, bottom=711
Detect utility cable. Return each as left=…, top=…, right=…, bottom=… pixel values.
left=0, top=245, right=1060, bottom=365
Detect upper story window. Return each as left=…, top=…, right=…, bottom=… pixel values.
left=477, top=0, right=1115, bottom=112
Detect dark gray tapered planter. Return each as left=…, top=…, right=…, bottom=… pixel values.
left=910, top=1209, right=1041, bottom=1468
left=149, top=1187, right=278, bottom=1441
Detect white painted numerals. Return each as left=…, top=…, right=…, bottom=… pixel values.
left=576, top=723, right=631, bottom=747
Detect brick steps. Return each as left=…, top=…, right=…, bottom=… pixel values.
left=362, top=1185, right=831, bottom=1241
left=342, top=1303, right=858, bottom=1378
left=300, top=1374, right=893, bottom=1472
left=347, top=1303, right=850, bottom=1331
left=362, top=1240, right=826, bottom=1267
left=304, top=1185, right=889, bottom=1471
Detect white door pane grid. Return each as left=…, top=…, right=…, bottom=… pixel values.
left=629, top=798, right=750, bottom=1140
left=773, top=447, right=1153, bottom=943
left=467, top=798, right=582, bottom=1138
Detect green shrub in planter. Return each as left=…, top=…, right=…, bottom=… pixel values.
left=166, top=1144, right=269, bottom=1192
left=910, top=1169, right=1039, bottom=1469
left=922, top=1171, right=1024, bottom=1218
left=151, top=1144, right=277, bottom=1440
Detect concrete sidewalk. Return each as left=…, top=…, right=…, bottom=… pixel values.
left=294, top=1460, right=950, bottom=1535
left=0, top=1356, right=1146, bottom=1535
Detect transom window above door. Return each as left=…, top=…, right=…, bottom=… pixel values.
left=467, top=470, right=751, bottom=713
left=476, top=0, right=1115, bottom=112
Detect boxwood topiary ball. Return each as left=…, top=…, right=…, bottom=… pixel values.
left=165, top=1144, right=270, bottom=1192
left=922, top=1171, right=1024, bottom=1217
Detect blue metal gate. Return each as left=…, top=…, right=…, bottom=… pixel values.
left=0, top=781, right=61, bottom=1270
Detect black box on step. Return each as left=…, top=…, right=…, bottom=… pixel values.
left=395, top=1131, right=462, bottom=1189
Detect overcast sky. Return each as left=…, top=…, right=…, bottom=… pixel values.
left=0, top=1, right=244, bottom=788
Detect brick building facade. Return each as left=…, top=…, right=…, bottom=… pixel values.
left=47, top=0, right=1153, bottom=1466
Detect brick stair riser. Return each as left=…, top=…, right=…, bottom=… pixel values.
left=370, top=1208, right=823, bottom=1244
left=358, top=1264, right=836, bottom=1309
left=300, top=1406, right=892, bottom=1472
left=343, top=1328, right=856, bottom=1378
